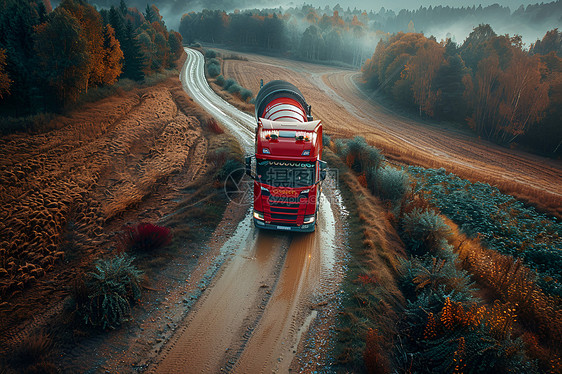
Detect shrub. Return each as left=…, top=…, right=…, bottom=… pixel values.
left=364, top=329, right=391, bottom=374
left=205, top=118, right=224, bottom=134
left=400, top=208, right=450, bottom=256
left=215, top=74, right=225, bottom=86
left=240, top=88, right=253, bottom=102
left=223, top=78, right=236, bottom=90
left=205, top=49, right=217, bottom=58
left=120, top=222, right=172, bottom=252
left=11, top=332, right=53, bottom=368
left=334, top=138, right=347, bottom=156
left=72, top=254, right=142, bottom=329
left=207, top=57, right=220, bottom=66
left=207, top=63, right=220, bottom=77
left=227, top=83, right=241, bottom=94
left=322, top=133, right=331, bottom=148
left=368, top=166, right=409, bottom=204
left=218, top=158, right=244, bottom=186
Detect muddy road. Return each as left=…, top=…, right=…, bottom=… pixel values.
left=220, top=49, right=562, bottom=214
left=150, top=49, right=347, bottom=372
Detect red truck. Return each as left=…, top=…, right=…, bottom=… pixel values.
left=245, top=80, right=327, bottom=232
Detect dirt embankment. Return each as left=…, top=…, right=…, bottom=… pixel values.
left=220, top=50, right=562, bottom=217
left=0, top=73, right=245, bottom=372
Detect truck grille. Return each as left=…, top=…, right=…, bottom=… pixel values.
left=270, top=213, right=298, bottom=221
left=268, top=197, right=300, bottom=223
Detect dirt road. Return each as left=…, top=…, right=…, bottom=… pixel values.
left=220, top=49, right=562, bottom=215
left=150, top=49, right=347, bottom=373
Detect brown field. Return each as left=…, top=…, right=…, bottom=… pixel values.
left=219, top=49, right=562, bottom=218
left=0, top=70, right=246, bottom=368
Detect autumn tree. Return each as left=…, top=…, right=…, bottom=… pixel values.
left=101, top=25, right=123, bottom=85
left=466, top=35, right=549, bottom=143
left=0, top=49, right=11, bottom=99
left=34, top=7, right=89, bottom=107
left=404, top=38, right=445, bottom=116
left=59, top=0, right=105, bottom=90
left=530, top=28, right=562, bottom=57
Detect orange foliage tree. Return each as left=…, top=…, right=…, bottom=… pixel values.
left=467, top=36, right=550, bottom=143
left=404, top=39, right=445, bottom=116
left=101, top=25, right=123, bottom=85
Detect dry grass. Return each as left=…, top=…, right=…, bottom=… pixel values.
left=445, top=217, right=562, bottom=369
left=0, top=78, right=205, bottom=309
left=323, top=148, right=405, bottom=369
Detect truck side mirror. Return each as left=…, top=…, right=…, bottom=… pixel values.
left=319, top=160, right=327, bottom=181
left=245, top=156, right=255, bottom=179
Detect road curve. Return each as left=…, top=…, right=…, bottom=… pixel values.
left=219, top=49, right=562, bottom=213
left=149, top=48, right=346, bottom=373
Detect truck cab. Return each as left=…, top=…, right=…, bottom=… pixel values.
left=245, top=80, right=326, bottom=232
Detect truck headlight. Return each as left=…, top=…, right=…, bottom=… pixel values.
left=253, top=211, right=264, bottom=221
left=303, top=215, right=315, bottom=224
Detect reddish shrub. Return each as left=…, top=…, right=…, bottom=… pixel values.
left=206, top=118, right=224, bottom=134
left=364, top=328, right=391, bottom=374
left=121, top=222, right=172, bottom=252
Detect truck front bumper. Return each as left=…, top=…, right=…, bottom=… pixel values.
left=253, top=218, right=315, bottom=233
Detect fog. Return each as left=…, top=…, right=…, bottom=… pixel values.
left=50, top=0, right=560, bottom=46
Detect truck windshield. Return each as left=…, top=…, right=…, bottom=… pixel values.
left=256, top=159, right=316, bottom=188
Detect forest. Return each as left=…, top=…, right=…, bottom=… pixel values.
left=0, top=0, right=183, bottom=119
left=362, top=26, right=562, bottom=155
left=180, top=3, right=561, bottom=156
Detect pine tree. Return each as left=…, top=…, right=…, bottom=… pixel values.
left=121, top=20, right=145, bottom=81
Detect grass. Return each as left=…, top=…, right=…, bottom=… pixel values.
left=408, top=166, right=562, bottom=296
left=322, top=146, right=405, bottom=372
left=329, top=136, right=559, bottom=372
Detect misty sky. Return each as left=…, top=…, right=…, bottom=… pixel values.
left=292, top=0, right=546, bottom=12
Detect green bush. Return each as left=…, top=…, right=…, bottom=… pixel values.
left=223, top=78, right=236, bottom=89
left=218, top=158, right=244, bottom=184
left=207, top=63, right=220, bottom=77
left=240, top=88, right=253, bottom=102
left=227, top=83, right=241, bottom=94
left=216, top=74, right=225, bottom=86
left=322, top=133, right=331, bottom=148
left=205, top=49, right=217, bottom=58
left=400, top=208, right=450, bottom=256
left=207, top=57, right=220, bottom=66
left=333, top=138, right=347, bottom=156
left=368, top=166, right=409, bottom=203
left=72, top=254, right=142, bottom=330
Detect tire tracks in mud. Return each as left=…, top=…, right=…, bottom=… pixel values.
left=149, top=49, right=347, bottom=373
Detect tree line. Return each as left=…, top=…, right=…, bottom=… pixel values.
left=361, top=25, right=562, bottom=156
left=179, top=7, right=386, bottom=68
left=0, top=0, right=183, bottom=115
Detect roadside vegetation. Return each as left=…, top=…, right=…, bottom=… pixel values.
left=326, top=136, right=561, bottom=373
left=201, top=48, right=255, bottom=113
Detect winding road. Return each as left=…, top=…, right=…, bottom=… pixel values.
left=220, top=49, right=562, bottom=215
left=150, top=49, right=346, bottom=373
